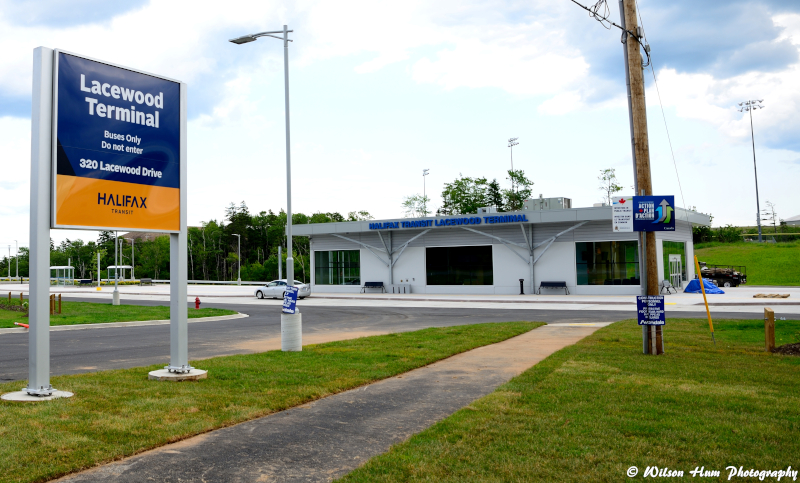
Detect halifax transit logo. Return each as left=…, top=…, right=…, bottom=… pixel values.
left=98, top=191, right=148, bottom=215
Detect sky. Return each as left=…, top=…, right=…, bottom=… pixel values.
left=1, top=0, right=799, bottom=251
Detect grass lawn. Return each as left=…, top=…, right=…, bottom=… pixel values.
left=340, top=318, right=800, bottom=482
left=0, top=321, right=542, bottom=483
left=694, top=241, right=800, bottom=286
left=0, top=300, right=237, bottom=329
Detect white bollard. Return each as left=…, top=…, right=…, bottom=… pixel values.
left=281, top=312, right=302, bottom=351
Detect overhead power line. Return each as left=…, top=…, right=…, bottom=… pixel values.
left=570, top=0, right=688, bottom=220
left=632, top=0, right=688, bottom=221
left=569, top=0, right=651, bottom=66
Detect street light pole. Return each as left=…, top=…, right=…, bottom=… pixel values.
left=230, top=25, right=294, bottom=287
left=738, top=100, right=764, bottom=242
left=230, top=26, right=302, bottom=352
left=15, top=240, right=18, bottom=282
left=233, top=234, right=241, bottom=285
left=422, top=169, right=429, bottom=215
left=283, top=25, right=294, bottom=288
left=508, top=137, right=519, bottom=205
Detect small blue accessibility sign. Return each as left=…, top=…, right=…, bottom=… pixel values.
left=637, top=295, right=665, bottom=325
left=282, top=286, right=299, bottom=314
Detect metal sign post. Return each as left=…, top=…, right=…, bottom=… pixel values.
left=165, top=82, right=191, bottom=374
left=2, top=47, right=198, bottom=401
left=22, top=47, right=59, bottom=398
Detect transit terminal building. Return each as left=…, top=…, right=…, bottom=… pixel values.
left=293, top=202, right=711, bottom=295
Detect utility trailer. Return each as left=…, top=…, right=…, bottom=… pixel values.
left=698, top=262, right=747, bottom=287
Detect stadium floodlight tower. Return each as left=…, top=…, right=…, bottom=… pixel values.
left=508, top=137, right=519, bottom=199
left=737, top=99, right=765, bottom=243
left=230, top=25, right=296, bottom=288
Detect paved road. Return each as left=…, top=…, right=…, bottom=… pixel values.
left=1, top=297, right=795, bottom=383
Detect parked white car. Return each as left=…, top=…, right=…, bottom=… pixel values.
left=254, top=280, right=311, bottom=299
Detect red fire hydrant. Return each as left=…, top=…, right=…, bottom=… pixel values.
left=195, top=297, right=200, bottom=310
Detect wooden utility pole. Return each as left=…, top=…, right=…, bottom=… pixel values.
left=622, top=0, right=662, bottom=354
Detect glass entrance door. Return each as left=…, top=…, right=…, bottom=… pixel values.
left=668, top=254, right=682, bottom=290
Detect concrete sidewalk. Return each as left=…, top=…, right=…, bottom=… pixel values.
left=57, top=323, right=606, bottom=483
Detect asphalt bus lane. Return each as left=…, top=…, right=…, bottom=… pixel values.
left=1, top=297, right=795, bottom=383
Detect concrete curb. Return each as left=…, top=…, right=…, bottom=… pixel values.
left=0, top=313, right=248, bottom=335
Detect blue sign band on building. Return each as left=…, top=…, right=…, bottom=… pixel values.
left=633, top=196, right=675, bottom=232
left=637, top=295, right=666, bottom=325
left=370, top=214, right=528, bottom=230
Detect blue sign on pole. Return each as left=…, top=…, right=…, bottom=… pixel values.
left=282, top=286, right=299, bottom=314
left=637, top=296, right=665, bottom=325
left=53, top=51, right=182, bottom=232
left=633, top=196, right=675, bottom=232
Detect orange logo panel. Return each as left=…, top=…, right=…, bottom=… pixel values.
left=56, top=174, right=179, bottom=231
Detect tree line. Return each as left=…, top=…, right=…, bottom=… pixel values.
left=7, top=169, right=788, bottom=280
left=402, top=169, right=534, bottom=217
left=0, top=203, right=372, bottom=282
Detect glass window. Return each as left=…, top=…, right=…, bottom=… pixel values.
left=426, top=246, right=493, bottom=285
left=576, top=241, right=639, bottom=286
left=662, top=241, right=686, bottom=282
left=315, top=250, right=360, bottom=285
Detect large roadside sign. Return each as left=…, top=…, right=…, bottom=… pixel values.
left=52, top=51, right=181, bottom=232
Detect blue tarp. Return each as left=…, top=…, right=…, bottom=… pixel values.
left=684, top=278, right=725, bottom=294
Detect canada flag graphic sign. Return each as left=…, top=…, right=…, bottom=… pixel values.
left=612, top=196, right=634, bottom=232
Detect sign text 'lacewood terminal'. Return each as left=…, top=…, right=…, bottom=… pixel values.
left=53, top=51, right=181, bottom=233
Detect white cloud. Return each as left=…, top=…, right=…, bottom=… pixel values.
left=646, top=13, right=800, bottom=149
left=0, top=117, right=31, bottom=246
left=0, top=0, right=288, bottom=101
left=1, top=0, right=799, bottom=248
left=299, top=0, right=590, bottom=97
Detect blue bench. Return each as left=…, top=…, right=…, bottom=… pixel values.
left=538, top=281, right=569, bottom=295
left=361, top=281, right=386, bottom=293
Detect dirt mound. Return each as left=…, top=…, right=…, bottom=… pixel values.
left=773, top=342, right=800, bottom=356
